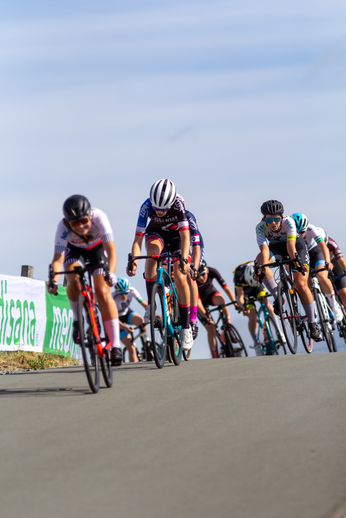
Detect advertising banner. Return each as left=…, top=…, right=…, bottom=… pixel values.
left=44, top=287, right=81, bottom=360
left=0, top=274, right=46, bottom=352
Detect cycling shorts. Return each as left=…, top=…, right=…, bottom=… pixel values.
left=119, top=309, right=135, bottom=340
left=64, top=243, right=108, bottom=276
left=200, top=288, right=222, bottom=307
left=309, top=246, right=325, bottom=270
left=269, top=235, right=309, bottom=272
left=332, top=258, right=346, bottom=291
left=243, top=286, right=267, bottom=309
left=146, top=232, right=191, bottom=264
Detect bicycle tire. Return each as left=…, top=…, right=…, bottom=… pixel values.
left=277, top=281, right=297, bottom=354
left=267, top=315, right=287, bottom=355
left=100, top=348, right=113, bottom=387
left=183, top=348, right=192, bottom=361
left=334, top=292, right=346, bottom=345
left=222, top=325, right=234, bottom=357
left=170, top=291, right=182, bottom=365
left=150, top=283, right=167, bottom=369
left=227, top=324, right=247, bottom=357
left=91, top=305, right=113, bottom=388
left=314, top=290, right=335, bottom=352
left=168, top=335, right=182, bottom=366
left=293, top=294, right=313, bottom=353
left=78, top=293, right=100, bottom=393
left=140, top=335, right=153, bottom=362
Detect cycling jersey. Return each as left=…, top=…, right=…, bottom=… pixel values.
left=186, top=210, right=204, bottom=249
left=136, top=195, right=189, bottom=240
left=197, top=267, right=228, bottom=304
left=54, top=208, right=114, bottom=254
left=233, top=261, right=259, bottom=289
left=256, top=216, right=297, bottom=246
left=327, top=237, right=343, bottom=260
left=300, top=224, right=325, bottom=252
left=112, top=287, right=144, bottom=317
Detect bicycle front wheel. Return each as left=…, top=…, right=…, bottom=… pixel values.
left=314, top=290, right=336, bottom=352
left=277, top=282, right=297, bottom=354
left=150, top=284, right=167, bottom=369
left=183, top=348, right=192, bottom=361
left=78, top=294, right=100, bottom=393
left=267, top=315, right=287, bottom=355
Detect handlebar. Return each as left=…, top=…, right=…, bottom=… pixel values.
left=254, top=252, right=305, bottom=277
left=127, top=252, right=188, bottom=274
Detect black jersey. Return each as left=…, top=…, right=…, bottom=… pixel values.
left=197, top=267, right=228, bottom=301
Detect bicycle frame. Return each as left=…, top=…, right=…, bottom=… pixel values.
left=249, top=297, right=277, bottom=354
left=49, top=263, right=110, bottom=357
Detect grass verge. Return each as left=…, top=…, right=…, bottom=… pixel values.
left=0, top=351, right=80, bottom=371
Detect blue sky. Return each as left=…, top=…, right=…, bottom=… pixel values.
left=1, top=0, right=345, bottom=356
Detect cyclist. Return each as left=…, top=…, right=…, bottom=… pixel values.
left=317, top=229, right=346, bottom=309
left=112, top=278, right=148, bottom=363
left=186, top=209, right=205, bottom=340
left=233, top=261, right=284, bottom=356
left=255, top=200, right=322, bottom=341
left=291, top=214, right=343, bottom=323
left=47, top=194, right=123, bottom=366
left=197, top=260, right=240, bottom=358
left=127, top=179, right=193, bottom=350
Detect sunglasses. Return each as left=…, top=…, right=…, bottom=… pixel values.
left=153, top=206, right=170, bottom=213
left=265, top=217, right=281, bottom=224
left=69, top=217, right=90, bottom=228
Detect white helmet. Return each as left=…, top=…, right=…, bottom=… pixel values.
left=150, top=179, right=177, bottom=210
left=244, top=262, right=258, bottom=287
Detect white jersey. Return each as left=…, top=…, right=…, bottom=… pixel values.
left=302, top=224, right=325, bottom=252
left=256, top=216, right=297, bottom=246
left=112, top=287, right=144, bottom=316
left=54, top=208, right=114, bottom=254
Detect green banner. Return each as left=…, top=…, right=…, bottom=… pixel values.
left=44, top=287, right=81, bottom=360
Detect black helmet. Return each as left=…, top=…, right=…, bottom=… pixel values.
left=198, top=259, right=208, bottom=275
left=63, top=195, right=91, bottom=222
left=260, top=200, right=284, bottom=216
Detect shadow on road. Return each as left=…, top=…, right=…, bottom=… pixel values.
left=0, top=387, right=91, bottom=397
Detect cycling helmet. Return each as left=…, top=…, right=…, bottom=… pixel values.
left=260, top=200, right=284, bottom=216
left=292, top=213, right=308, bottom=233
left=198, top=259, right=208, bottom=275
left=150, top=179, right=177, bottom=210
left=114, top=278, right=130, bottom=294
left=244, top=262, right=258, bottom=287
left=63, top=195, right=91, bottom=222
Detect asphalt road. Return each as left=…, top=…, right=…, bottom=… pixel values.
left=1, top=353, right=346, bottom=518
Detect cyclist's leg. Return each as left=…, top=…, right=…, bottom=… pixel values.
left=64, top=245, right=86, bottom=340
left=173, top=259, right=190, bottom=325
left=144, top=234, right=164, bottom=310
left=255, top=250, right=277, bottom=298
left=205, top=321, right=219, bottom=358
left=211, top=293, right=229, bottom=321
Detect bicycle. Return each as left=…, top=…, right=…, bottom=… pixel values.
left=328, top=270, right=346, bottom=344
left=254, top=254, right=313, bottom=354
left=48, top=262, right=113, bottom=393
left=310, top=267, right=337, bottom=352
left=204, top=302, right=248, bottom=357
left=122, top=323, right=153, bottom=363
left=245, top=295, right=287, bottom=355
left=127, top=251, right=185, bottom=369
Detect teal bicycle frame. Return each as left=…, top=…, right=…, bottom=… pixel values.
left=246, top=295, right=286, bottom=355
left=127, top=251, right=183, bottom=368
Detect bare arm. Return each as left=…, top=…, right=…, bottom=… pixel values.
left=103, top=240, right=117, bottom=274
left=128, top=235, right=144, bottom=277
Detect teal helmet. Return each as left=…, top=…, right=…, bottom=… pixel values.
left=292, top=213, right=308, bottom=233
left=114, top=278, right=130, bottom=294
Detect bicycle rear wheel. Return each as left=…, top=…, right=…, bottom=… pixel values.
left=150, top=284, right=167, bottom=369
left=277, top=281, right=297, bottom=354
left=168, top=335, right=182, bottom=365
left=314, top=290, right=336, bottom=352
left=226, top=324, right=247, bottom=357
left=335, top=292, right=346, bottom=346
left=78, top=294, right=100, bottom=393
